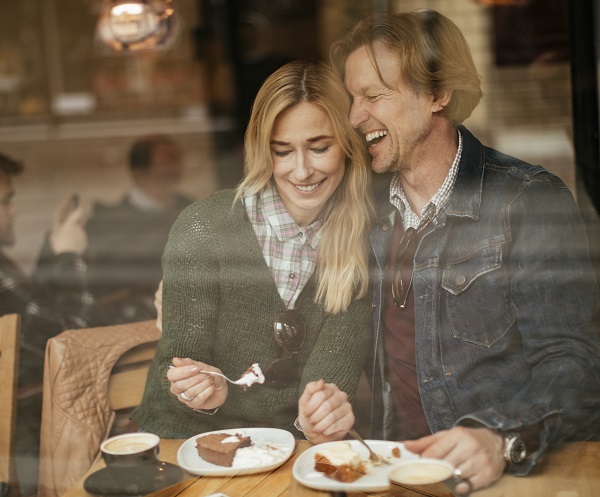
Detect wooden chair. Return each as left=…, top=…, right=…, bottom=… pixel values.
left=107, top=339, right=159, bottom=434
left=0, top=314, right=21, bottom=497
left=38, top=320, right=160, bottom=497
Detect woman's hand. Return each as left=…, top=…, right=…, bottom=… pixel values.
left=298, top=379, right=354, bottom=444
left=167, top=357, right=228, bottom=410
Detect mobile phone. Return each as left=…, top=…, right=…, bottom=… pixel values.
left=61, top=194, right=80, bottom=222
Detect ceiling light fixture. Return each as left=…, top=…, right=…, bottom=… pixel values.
left=97, top=0, right=179, bottom=52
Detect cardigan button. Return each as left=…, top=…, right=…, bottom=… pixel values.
left=382, top=224, right=389, bottom=231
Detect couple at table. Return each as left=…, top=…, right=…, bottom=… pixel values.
left=132, top=10, right=600, bottom=494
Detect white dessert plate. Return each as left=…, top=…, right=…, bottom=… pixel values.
left=292, top=440, right=418, bottom=492
left=177, top=427, right=295, bottom=476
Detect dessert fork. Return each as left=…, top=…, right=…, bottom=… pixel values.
left=169, top=365, right=244, bottom=385
left=198, top=370, right=247, bottom=385
left=348, top=428, right=390, bottom=465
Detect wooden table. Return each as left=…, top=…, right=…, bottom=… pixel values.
left=63, top=440, right=600, bottom=497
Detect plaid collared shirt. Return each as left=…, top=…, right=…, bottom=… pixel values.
left=244, top=184, right=323, bottom=309
left=0, top=250, right=93, bottom=380
left=390, top=129, right=463, bottom=230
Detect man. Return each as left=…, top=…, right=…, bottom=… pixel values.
left=0, top=152, right=92, bottom=495
left=330, top=10, right=600, bottom=493
left=86, top=135, right=193, bottom=325
left=0, top=153, right=91, bottom=381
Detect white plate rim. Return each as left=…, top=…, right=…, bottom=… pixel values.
left=176, top=427, right=295, bottom=476
left=292, top=440, right=417, bottom=492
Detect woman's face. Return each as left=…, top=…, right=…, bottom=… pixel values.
left=270, top=101, right=346, bottom=227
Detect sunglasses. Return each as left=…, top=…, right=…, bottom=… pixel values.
left=263, top=310, right=307, bottom=388
left=392, top=227, right=416, bottom=308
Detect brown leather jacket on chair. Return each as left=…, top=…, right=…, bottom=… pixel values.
left=38, top=321, right=160, bottom=497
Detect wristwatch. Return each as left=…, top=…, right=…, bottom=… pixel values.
left=502, top=432, right=527, bottom=465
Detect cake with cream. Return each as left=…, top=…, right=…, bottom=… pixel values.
left=314, top=442, right=365, bottom=483
left=196, top=433, right=252, bottom=467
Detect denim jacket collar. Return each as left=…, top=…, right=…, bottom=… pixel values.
left=443, top=125, right=485, bottom=222
left=372, top=125, right=484, bottom=225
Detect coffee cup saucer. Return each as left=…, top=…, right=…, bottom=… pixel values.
left=83, top=461, right=185, bottom=496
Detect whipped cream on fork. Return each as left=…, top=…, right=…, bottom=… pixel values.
left=234, top=363, right=265, bottom=387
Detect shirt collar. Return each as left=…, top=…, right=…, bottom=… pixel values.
left=389, top=129, right=462, bottom=230
left=256, top=184, right=323, bottom=249
left=129, top=186, right=169, bottom=212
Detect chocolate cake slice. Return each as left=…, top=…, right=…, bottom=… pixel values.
left=195, top=433, right=252, bottom=467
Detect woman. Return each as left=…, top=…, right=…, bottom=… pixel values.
left=132, top=61, right=373, bottom=443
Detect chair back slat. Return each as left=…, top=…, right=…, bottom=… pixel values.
left=0, top=313, right=21, bottom=497
left=108, top=341, right=157, bottom=411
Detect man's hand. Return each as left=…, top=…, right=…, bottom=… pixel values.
left=50, top=194, right=87, bottom=255
left=403, top=426, right=506, bottom=494
left=298, top=379, right=354, bottom=444
left=168, top=357, right=228, bottom=410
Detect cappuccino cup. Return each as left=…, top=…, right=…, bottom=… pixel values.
left=100, top=433, right=160, bottom=469
left=389, top=458, right=470, bottom=494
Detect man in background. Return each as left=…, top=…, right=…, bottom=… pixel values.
left=0, top=152, right=92, bottom=495
left=86, top=135, right=193, bottom=325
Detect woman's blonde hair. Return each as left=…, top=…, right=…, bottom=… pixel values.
left=330, top=9, right=482, bottom=126
left=235, top=61, right=374, bottom=314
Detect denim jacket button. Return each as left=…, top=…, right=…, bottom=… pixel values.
left=455, top=275, right=466, bottom=286
left=382, top=224, right=389, bottom=231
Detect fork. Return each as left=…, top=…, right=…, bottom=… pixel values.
left=348, top=428, right=390, bottom=465
left=168, top=365, right=244, bottom=385
left=199, top=370, right=247, bottom=385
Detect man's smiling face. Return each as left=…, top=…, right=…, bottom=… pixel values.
left=344, top=41, right=438, bottom=174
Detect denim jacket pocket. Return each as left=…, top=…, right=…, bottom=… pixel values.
left=441, top=244, right=515, bottom=347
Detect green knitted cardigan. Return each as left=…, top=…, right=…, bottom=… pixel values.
left=131, top=189, right=372, bottom=438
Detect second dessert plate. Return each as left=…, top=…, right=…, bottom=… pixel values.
left=293, top=440, right=418, bottom=492
left=177, top=427, right=295, bottom=476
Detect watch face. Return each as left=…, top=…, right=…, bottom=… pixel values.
left=504, top=433, right=527, bottom=465
left=510, top=438, right=527, bottom=464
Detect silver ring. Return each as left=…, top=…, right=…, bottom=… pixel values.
left=180, top=391, right=194, bottom=402
left=451, top=468, right=472, bottom=496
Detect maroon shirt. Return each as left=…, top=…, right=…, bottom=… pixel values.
left=382, top=220, right=431, bottom=440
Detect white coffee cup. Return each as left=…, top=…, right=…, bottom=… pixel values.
left=388, top=458, right=470, bottom=494
left=100, top=432, right=160, bottom=469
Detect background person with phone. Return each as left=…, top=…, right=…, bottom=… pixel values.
left=0, top=152, right=94, bottom=496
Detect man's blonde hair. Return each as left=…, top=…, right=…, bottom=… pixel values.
left=330, top=9, right=482, bottom=125
left=235, top=61, right=374, bottom=314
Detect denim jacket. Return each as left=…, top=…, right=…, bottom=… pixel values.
left=368, top=126, right=600, bottom=474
